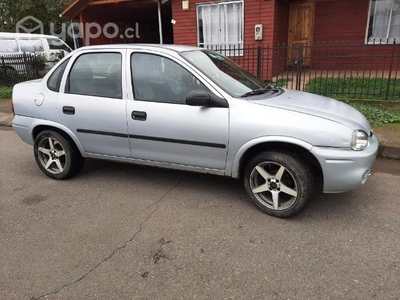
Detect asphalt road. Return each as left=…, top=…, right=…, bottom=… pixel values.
left=1, top=128, right=399, bottom=300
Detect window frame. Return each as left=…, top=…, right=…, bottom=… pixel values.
left=47, top=58, right=71, bottom=92
left=196, top=0, right=244, bottom=56
left=130, top=52, right=212, bottom=105
left=65, top=51, right=123, bottom=99
left=365, top=0, right=400, bottom=44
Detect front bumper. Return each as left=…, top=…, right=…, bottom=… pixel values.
left=311, top=135, right=378, bottom=193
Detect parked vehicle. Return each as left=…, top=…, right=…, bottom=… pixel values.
left=0, top=32, right=72, bottom=72
left=12, top=45, right=378, bottom=217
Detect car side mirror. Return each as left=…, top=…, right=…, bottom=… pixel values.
left=186, top=90, right=228, bottom=108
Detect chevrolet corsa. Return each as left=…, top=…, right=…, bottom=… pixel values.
left=12, top=45, right=378, bottom=217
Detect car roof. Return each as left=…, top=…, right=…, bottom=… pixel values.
left=0, top=32, right=62, bottom=39
left=76, top=44, right=202, bottom=53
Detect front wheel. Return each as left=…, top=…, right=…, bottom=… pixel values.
left=34, top=130, right=84, bottom=180
left=243, top=151, right=313, bottom=218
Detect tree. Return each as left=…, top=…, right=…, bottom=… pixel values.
left=0, top=0, right=73, bottom=33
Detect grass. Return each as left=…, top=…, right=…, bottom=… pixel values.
left=304, top=77, right=400, bottom=101
left=346, top=102, right=400, bottom=126
left=0, top=87, right=12, bottom=99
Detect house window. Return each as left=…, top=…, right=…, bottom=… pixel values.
left=367, top=0, right=400, bottom=43
left=197, top=0, right=243, bottom=56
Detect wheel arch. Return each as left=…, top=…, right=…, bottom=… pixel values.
left=231, top=137, right=322, bottom=181
left=32, top=123, right=87, bottom=158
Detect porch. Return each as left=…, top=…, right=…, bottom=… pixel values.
left=62, top=0, right=173, bottom=45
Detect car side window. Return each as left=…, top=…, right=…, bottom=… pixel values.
left=67, top=52, right=122, bottom=99
left=47, top=58, right=70, bottom=92
left=18, top=39, right=44, bottom=52
left=47, top=39, right=71, bottom=52
left=131, top=53, right=209, bottom=104
left=0, top=39, right=18, bottom=52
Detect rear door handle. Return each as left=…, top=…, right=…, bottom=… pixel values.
left=132, top=110, right=147, bottom=121
left=63, top=106, right=75, bottom=115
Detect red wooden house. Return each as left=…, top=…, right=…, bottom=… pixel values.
left=62, top=0, right=400, bottom=80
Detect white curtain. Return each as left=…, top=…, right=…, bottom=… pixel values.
left=389, top=0, right=400, bottom=41
left=369, top=0, right=400, bottom=42
left=199, top=1, right=243, bottom=55
left=220, top=2, right=243, bottom=52
left=199, top=5, right=219, bottom=50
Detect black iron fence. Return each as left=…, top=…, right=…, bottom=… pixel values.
left=0, top=54, right=42, bottom=87
left=214, top=41, right=400, bottom=100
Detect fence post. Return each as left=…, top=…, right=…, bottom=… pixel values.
left=386, top=39, right=396, bottom=100
left=257, top=46, right=262, bottom=79
left=295, top=44, right=303, bottom=90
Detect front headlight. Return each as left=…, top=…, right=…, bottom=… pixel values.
left=351, top=130, right=369, bottom=151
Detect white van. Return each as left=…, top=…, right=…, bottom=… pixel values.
left=0, top=32, right=73, bottom=72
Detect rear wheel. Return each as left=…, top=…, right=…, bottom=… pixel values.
left=243, top=151, right=313, bottom=218
left=34, top=130, right=84, bottom=180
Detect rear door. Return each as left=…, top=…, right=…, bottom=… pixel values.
left=56, top=50, right=130, bottom=157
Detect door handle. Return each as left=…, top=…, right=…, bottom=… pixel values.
left=63, top=106, right=75, bottom=115
left=132, top=110, right=147, bottom=121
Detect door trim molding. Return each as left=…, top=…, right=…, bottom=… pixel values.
left=77, top=129, right=227, bottom=149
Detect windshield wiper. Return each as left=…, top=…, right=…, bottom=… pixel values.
left=240, top=88, right=266, bottom=98
left=240, top=84, right=282, bottom=98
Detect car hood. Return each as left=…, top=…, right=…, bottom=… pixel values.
left=249, top=89, right=371, bottom=132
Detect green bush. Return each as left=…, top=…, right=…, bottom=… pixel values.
left=0, top=86, right=13, bottom=99
left=304, top=77, right=400, bottom=101
left=347, top=102, right=400, bottom=126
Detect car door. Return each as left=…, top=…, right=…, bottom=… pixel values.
left=56, top=50, right=130, bottom=157
left=127, top=51, right=229, bottom=170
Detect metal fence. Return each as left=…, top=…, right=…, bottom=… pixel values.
left=0, top=54, right=42, bottom=87
left=215, top=41, right=400, bottom=100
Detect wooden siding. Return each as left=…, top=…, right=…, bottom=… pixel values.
left=171, top=0, right=276, bottom=46
left=314, top=0, right=370, bottom=43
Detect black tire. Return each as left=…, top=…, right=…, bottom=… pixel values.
left=34, top=130, right=84, bottom=180
left=243, top=151, right=313, bottom=218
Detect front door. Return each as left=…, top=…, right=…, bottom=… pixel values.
left=126, top=51, right=229, bottom=170
left=287, top=0, right=315, bottom=66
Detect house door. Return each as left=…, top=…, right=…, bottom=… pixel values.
left=287, top=0, right=315, bottom=67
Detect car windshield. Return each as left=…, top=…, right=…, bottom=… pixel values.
left=181, top=50, right=268, bottom=98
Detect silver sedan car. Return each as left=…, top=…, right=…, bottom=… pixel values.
left=12, top=44, right=378, bottom=217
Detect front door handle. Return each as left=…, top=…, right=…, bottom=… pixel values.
left=63, top=106, right=75, bottom=115
left=132, top=110, right=147, bottom=121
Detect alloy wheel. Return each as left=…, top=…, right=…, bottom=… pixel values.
left=249, top=161, right=298, bottom=211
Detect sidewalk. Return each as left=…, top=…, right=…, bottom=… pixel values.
left=1, top=99, right=399, bottom=159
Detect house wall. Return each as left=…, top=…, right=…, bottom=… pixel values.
left=171, top=0, right=398, bottom=79
left=314, top=0, right=370, bottom=43
left=310, top=0, right=398, bottom=71
left=171, top=0, right=275, bottom=46
left=171, top=0, right=276, bottom=79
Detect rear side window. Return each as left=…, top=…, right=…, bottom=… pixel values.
left=67, top=52, right=122, bottom=99
left=47, top=39, right=71, bottom=52
left=47, top=58, right=70, bottom=92
left=18, top=39, right=44, bottom=52
left=0, top=39, right=18, bottom=52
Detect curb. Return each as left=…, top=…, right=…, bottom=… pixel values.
left=378, top=145, right=400, bottom=160
left=1, top=115, right=399, bottom=160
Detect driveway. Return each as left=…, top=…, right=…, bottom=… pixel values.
left=1, top=128, right=399, bottom=300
